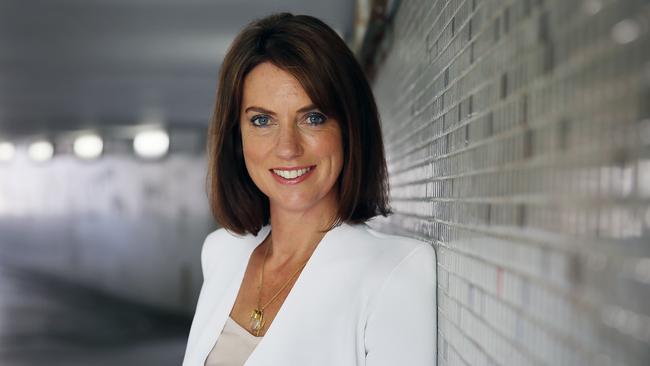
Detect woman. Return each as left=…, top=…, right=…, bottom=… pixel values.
left=183, top=12, right=436, bottom=366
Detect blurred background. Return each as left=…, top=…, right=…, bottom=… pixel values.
left=0, top=1, right=358, bottom=365
left=2, top=0, right=650, bottom=366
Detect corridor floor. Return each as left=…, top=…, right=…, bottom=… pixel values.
left=0, top=263, right=190, bottom=366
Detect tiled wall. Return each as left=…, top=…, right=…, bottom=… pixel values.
left=368, top=0, right=650, bottom=365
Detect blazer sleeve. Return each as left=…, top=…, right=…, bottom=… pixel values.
left=364, top=243, right=437, bottom=366
left=183, top=232, right=214, bottom=364
left=200, top=232, right=213, bottom=280
left=200, top=229, right=224, bottom=281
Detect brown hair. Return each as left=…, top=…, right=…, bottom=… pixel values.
left=207, top=12, right=391, bottom=236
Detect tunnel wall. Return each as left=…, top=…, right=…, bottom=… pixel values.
left=368, top=0, right=650, bottom=365
left=0, top=134, right=213, bottom=314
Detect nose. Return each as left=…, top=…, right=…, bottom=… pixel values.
left=274, top=123, right=303, bottom=160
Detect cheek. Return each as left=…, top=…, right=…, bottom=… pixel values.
left=320, top=132, right=344, bottom=174
left=241, top=127, right=260, bottom=157
left=240, top=134, right=264, bottom=176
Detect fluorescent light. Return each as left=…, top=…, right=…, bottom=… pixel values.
left=28, top=140, right=54, bottom=162
left=133, top=130, right=169, bottom=159
left=0, top=142, right=15, bottom=161
left=73, top=134, right=103, bottom=160
left=612, top=19, right=640, bottom=44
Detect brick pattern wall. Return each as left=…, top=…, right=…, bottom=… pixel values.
left=368, top=0, right=650, bottom=365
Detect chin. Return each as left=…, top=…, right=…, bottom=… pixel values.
left=267, top=192, right=324, bottom=212
left=271, top=198, right=317, bottom=212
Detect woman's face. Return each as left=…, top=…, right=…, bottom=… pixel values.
left=240, top=62, right=344, bottom=215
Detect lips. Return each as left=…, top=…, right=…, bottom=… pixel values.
left=269, top=165, right=316, bottom=185
left=270, top=164, right=314, bottom=170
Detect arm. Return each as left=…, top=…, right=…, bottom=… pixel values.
left=365, top=243, right=437, bottom=366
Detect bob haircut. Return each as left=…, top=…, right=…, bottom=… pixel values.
left=207, top=12, right=391, bottom=236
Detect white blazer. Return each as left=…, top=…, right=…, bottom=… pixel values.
left=182, top=221, right=437, bottom=366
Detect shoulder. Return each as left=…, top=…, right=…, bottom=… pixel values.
left=202, top=227, right=241, bottom=247
left=363, top=224, right=434, bottom=254
left=344, top=223, right=436, bottom=270
left=330, top=223, right=436, bottom=299
left=200, top=227, right=248, bottom=279
left=201, top=227, right=237, bottom=258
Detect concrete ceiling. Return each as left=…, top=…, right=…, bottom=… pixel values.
left=0, top=0, right=356, bottom=139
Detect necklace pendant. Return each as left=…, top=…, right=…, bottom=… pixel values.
left=250, top=308, right=265, bottom=335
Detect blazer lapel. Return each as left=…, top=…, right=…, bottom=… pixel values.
left=191, top=225, right=271, bottom=365
left=188, top=222, right=356, bottom=366
left=243, top=222, right=353, bottom=365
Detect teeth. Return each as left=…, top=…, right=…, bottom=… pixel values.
left=272, top=167, right=311, bottom=179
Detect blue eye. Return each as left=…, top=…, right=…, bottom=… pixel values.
left=306, top=112, right=326, bottom=125
left=250, top=115, right=270, bottom=127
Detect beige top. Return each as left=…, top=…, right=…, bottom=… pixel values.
left=204, top=316, right=263, bottom=366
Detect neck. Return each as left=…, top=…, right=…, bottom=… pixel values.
left=265, top=192, right=339, bottom=269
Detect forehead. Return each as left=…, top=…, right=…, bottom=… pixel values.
left=241, top=62, right=311, bottom=105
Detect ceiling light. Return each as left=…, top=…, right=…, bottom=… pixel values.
left=73, top=134, right=103, bottom=160
left=28, top=140, right=54, bottom=162
left=611, top=19, right=640, bottom=44
left=133, top=130, right=169, bottom=159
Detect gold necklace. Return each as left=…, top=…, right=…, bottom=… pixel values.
left=249, top=235, right=318, bottom=336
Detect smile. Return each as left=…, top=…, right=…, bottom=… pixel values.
left=270, top=165, right=316, bottom=184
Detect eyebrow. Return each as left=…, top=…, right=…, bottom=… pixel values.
left=244, top=104, right=319, bottom=115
